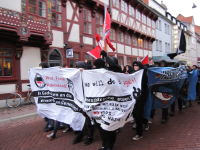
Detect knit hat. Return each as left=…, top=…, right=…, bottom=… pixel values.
left=94, top=58, right=105, bottom=69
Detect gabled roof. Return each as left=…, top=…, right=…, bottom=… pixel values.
left=195, top=25, right=200, bottom=35
left=177, top=14, right=193, bottom=24
left=142, top=0, right=149, bottom=5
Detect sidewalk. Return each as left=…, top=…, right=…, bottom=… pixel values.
left=0, top=104, right=37, bottom=123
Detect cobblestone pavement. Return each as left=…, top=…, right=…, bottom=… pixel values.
left=1, top=101, right=200, bottom=150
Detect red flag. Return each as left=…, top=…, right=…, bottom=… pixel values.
left=105, top=37, right=116, bottom=52
left=95, top=34, right=103, bottom=50
left=103, top=5, right=111, bottom=41
left=141, top=55, right=148, bottom=65
left=87, top=46, right=101, bottom=59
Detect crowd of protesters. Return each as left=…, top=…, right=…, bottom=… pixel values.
left=38, top=50, right=200, bottom=150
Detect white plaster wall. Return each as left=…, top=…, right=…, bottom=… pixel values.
left=67, top=22, right=70, bottom=32
left=139, top=49, right=143, bottom=57
left=117, top=43, right=124, bottom=54
left=67, top=1, right=73, bottom=20
left=112, top=9, right=119, bottom=21
left=125, top=46, right=131, bottom=55
left=20, top=46, right=41, bottom=80
left=0, top=84, right=15, bottom=94
left=22, top=83, right=30, bottom=92
left=149, top=51, right=152, bottom=58
left=121, top=13, right=126, bottom=24
left=68, top=24, right=80, bottom=43
left=107, top=42, right=116, bottom=52
left=99, top=0, right=109, bottom=5
left=83, top=37, right=93, bottom=45
left=132, top=48, right=138, bottom=56
left=0, top=0, right=21, bottom=12
left=51, top=30, right=64, bottom=48
left=149, top=0, right=165, bottom=16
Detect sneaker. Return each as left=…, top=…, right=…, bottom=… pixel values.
left=72, top=134, right=84, bottom=144
left=169, top=111, right=174, bottom=116
left=99, top=147, right=105, bottom=150
left=47, top=132, right=56, bottom=139
left=129, top=120, right=135, bottom=124
left=145, top=123, right=149, bottom=131
left=132, top=123, right=136, bottom=129
left=148, top=119, right=154, bottom=124
left=63, top=127, right=72, bottom=133
left=84, top=137, right=93, bottom=146
left=183, top=105, right=186, bottom=109
left=132, top=135, right=143, bottom=140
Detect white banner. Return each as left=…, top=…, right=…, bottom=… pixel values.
left=29, top=68, right=143, bottom=131
left=82, top=69, right=143, bottom=131
left=29, top=67, right=85, bottom=131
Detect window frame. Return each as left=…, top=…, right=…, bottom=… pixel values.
left=113, top=0, right=119, bottom=9
left=96, top=13, right=103, bottom=38
left=110, top=28, right=116, bottom=41
left=117, top=31, right=124, bottom=43
left=121, top=0, right=127, bottom=13
left=118, top=56, right=124, bottom=67
left=133, top=36, right=137, bottom=47
left=136, top=9, right=141, bottom=21
left=83, top=8, right=92, bottom=35
left=0, top=45, right=17, bottom=82
left=28, top=0, right=47, bottom=18
left=138, top=38, right=143, bottom=48
left=129, top=5, right=134, bottom=17
left=51, top=0, right=62, bottom=28
left=69, top=52, right=80, bottom=68
left=125, top=33, right=131, bottom=45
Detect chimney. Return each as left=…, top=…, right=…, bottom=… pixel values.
left=161, top=0, right=163, bottom=4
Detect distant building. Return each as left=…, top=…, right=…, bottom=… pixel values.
left=195, top=25, right=200, bottom=65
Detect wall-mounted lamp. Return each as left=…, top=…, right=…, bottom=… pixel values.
left=15, top=51, right=22, bottom=60
left=41, top=51, right=48, bottom=61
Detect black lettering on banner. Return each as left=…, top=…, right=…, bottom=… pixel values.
left=33, top=91, right=74, bottom=100
left=38, top=97, right=55, bottom=103
left=102, top=120, right=110, bottom=126
left=85, top=95, right=132, bottom=103
left=107, top=78, right=116, bottom=85
left=92, top=80, right=104, bottom=87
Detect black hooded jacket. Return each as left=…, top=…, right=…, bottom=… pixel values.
left=39, top=62, right=49, bottom=68
left=106, top=56, right=122, bottom=73
left=76, top=61, right=87, bottom=69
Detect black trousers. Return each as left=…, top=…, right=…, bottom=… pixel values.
left=162, top=108, right=168, bottom=120
left=85, top=117, right=94, bottom=138
left=171, top=98, right=182, bottom=112
left=97, top=124, right=116, bottom=149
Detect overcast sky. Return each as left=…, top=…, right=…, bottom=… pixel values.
left=156, top=0, right=200, bottom=26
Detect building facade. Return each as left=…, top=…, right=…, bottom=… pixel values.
left=0, top=0, right=158, bottom=105
left=195, top=25, right=200, bottom=65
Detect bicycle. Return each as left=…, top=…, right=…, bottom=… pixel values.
left=6, top=84, right=34, bottom=108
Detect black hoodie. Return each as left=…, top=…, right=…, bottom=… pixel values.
left=39, top=62, right=49, bottom=68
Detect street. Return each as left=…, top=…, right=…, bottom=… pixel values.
left=1, top=102, right=200, bottom=150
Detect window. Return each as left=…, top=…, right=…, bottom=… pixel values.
left=159, top=40, right=162, bottom=51
left=147, top=18, right=151, bottom=27
left=96, top=14, right=103, bottom=37
left=28, top=0, right=46, bottom=17
left=165, top=24, right=167, bottom=33
left=85, top=54, right=93, bottom=64
left=144, top=40, right=148, bottom=48
left=156, top=21, right=158, bottom=29
left=125, top=34, right=131, bottom=45
left=149, top=41, right=152, bottom=49
left=121, top=0, right=127, bottom=13
left=188, top=37, right=190, bottom=45
left=52, top=0, right=62, bottom=27
left=156, top=39, right=159, bottom=50
left=165, top=24, right=170, bottom=34
left=83, top=9, right=92, bottom=34
left=118, top=56, right=123, bottom=66
left=127, top=58, right=132, bottom=66
left=110, top=28, right=115, bottom=40
left=129, top=5, right=134, bottom=17
left=117, top=31, right=123, bottom=42
left=0, top=47, right=13, bottom=77
left=152, top=21, right=155, bottom=29
left=168, top=43, right=170, bottom=53
left=142, top=14, right=146, bottom=24
left=136, top=10, right=140, bottom=21
left=165, top=42, right=168, bottom=52
left=138, top=38, right=143, bottom=47
left=133, top=36, right=137, bottom=46
left=159, top=20, right=162, bottom=31
left=70, top=53, right=79, bottom=68
left=113, top=0, right=119, bottom=8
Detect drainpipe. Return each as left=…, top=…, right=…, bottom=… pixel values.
left=109, top=0, right=112, bottom=15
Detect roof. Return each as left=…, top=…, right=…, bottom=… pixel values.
left=195, top=25, right=200, bottom=35
left=177, top=14, right=193, bottom=24
left=142, top=0, right=148, bottom=5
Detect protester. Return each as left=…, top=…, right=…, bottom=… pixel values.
left=131, top=61, right=149, bottom=140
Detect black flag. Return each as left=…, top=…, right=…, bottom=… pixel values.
left=167, top=29, right=186, bottom=59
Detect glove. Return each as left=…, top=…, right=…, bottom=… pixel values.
left=100, top=50, right=107, bottom=58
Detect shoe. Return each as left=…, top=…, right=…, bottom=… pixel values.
left=145, top=123, right=149, bottom=131
left=179, top=109, right=182, bottom=113
left=72, top=134, right=84, bottom=144
left=183, top=105, right=185, bottom=109
left=161, top=119, right=167, bottom=124
left=169, top=112, right=174, bottom=116
left=47, top=132, right=56, bottom=139
left=45, top=127, right=54, bottom=132
left=99, top=147, right=105, bottom=150
left=44, top=123, right=49, bottom=130
left=148, top=119, right=154, bottom=124
left=132, top=135, right=143, bottom=140
left=116, top=129, right=120, bottom=134
left=129, top=120, right=135, bottom=124
left=63, top=127, right=72, bottom=133
left=189, top=102, right=192, bottom=107
left=198, top=100, right=200, bottom=104
left=132, top=123, right=136, bottom=129
left=83, top=137, right=93, bottom=146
